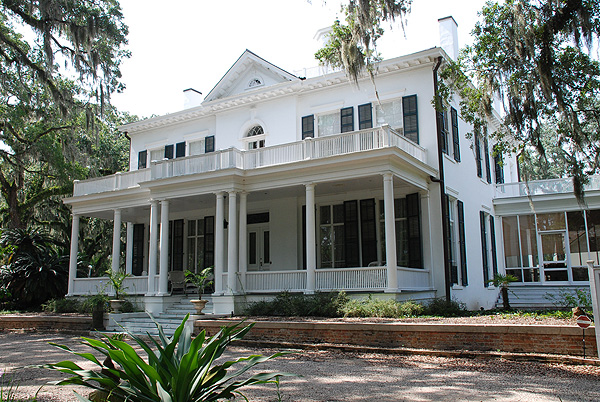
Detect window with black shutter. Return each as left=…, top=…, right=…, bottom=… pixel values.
left=341, top=107, right=354, bottom=133
left=302, top=115, right=314, bottom=139
left=490, top=215, right=498, bottom=277
left=138, top=150, right=147, bottom=169
left=480, top=211, right=489, bottom=286
left=451, top=107, right=460, bottom=162
left=164, top=144, right=174, bottom=160
left=360, top=199, right=377, bottom=267
left=344, top=201, right=359, bottom=267
left=457, top=200, right=468, bottom=286
left=440, top=108, right=449, bottom=154
left=484, top=137, right=491, bottom=183
left=358, top=103, right=373, bottom=129
left=203, top=216, right=215, bottom=269
left=475, top=129, right=482, bottom=178
left=402, top=95, right=419, bottom=143
left=205, top=136, right=215, bottom=153
left=175, top=142, right=186, bottom=158
left=494, top=150, right=504, bottom=184
left=170, top=219, right=184, bottom=271
left=406, top=193, right=422, bottom=268
left=132, top=224, right=145, bottom=276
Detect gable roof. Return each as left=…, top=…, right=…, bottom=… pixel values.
left=203, top=49, right=300, bottom=103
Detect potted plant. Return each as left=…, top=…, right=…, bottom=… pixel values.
left=185, top=267, right=213, bottom=314
left=106, top=268, right=130, bottom=313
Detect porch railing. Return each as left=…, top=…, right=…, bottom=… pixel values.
left=73, top=126, right=426, bottom=196
left=495, top=175, right=600, bottom=198
left=244, top=271, right=307, bottom=292
left=396, top=267, right=431, bottom=290
left=71, top=276, right=149, bottom=296
left=316, top=267, right=387, bottom=291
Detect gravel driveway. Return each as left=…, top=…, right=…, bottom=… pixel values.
left=1, top=332, right=599, bottom=402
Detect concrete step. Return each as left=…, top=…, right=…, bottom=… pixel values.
left=494, top=285, right=588, bottom=309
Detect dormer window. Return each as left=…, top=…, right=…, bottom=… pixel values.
left=247, top=77, right=263, bottom=88
left=245, top=125, right=265, bottom=149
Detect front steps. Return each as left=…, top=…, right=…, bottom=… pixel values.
left=107, top=295, right=213, bottom=336
left=494, top=285, right=589, bottom=309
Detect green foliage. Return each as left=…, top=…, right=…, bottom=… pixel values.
left=546, top=288, right=593, bottom=310
left=315, top=1, right=411, bottom=84
left=106, top=268, right=130, bottom=300
left=43, top=315, right=293, bottom=402
left=42, top=298, right=82, bottom=314
left=244, top=291, right=349, bottom=317
left=0, top=228, right=68, bottom=307
left=488, top=274, right=518, bottom=289
left=0, top=369, right=18, bottom=402
left=425, top=298, right=468, bottom=317
left=341, top=296, right=425, bottom=318
left=185, top=267, right=214, bottom=299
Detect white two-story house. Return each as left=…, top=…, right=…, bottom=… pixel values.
left=64, top=17, right=599, bottom=315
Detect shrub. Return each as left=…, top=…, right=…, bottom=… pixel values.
left=425, top=298, right=468, bottom=317
left=546, top=288, right=593, bottom=310
left=341, top=296, right=425, bottom=318
left=43, top=315, right=293, bottom=402
left=42, top=298, right=82, bottom=313
left=80, top=293, right=110, bottom=314
left=244, top=291, right=349, bottom=317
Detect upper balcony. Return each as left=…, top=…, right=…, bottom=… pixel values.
left=73, top=126, right=427, bottom=197
left=495, top=175, right=600, bottom=198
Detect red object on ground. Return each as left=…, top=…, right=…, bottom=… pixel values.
left=577, top=315, right=592, bottom=329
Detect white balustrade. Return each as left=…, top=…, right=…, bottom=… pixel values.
left=316, top=267, right=388, bottom=291
left=396, top=267, right=431, bottom=290
left=245, top=270, right=307, bottom=292
left=71, top=276, right=149, bottom=296
left=73, top=127, right=428, bottom=196
left=496, top=175, right=600, bottom=199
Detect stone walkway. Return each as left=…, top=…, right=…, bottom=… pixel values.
left=1, top=332, right=599, bottom=401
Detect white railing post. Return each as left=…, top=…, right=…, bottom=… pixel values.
left=587, top=260, right=600, bottom=359
left=381, top=125, right=391, bottom=147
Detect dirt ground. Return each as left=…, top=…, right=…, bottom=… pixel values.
left=1, top=331, right=600, bottom=402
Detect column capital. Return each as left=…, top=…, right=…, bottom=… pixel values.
left=215, top=191, right=226, bottom=198
left=382, top=172, right=394, bottom=181
left=228, top=190, right=238, bottom=196
left=160, top=199, right=170, bottom=205
left=149, top=199, right=159, bottom=206
left=305, top=182, right=316, bottom=190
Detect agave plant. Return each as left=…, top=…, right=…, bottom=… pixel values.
left=42, top=314, right=293, bottom=402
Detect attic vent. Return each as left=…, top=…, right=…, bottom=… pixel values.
left=248, top=77, right=263, bottom=88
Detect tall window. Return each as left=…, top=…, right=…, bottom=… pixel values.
left=448, top=197, right=457, bottom=284
left=451, top=107, right=460, bottom=162
left=302, top=115, right=314, bottom=139
left=484, top=136, right=492, bottom=183
left=319, top=204, right=345, bottom=268
left=494, top=148, right=504, bottom=184
left=164, top=144, right=174, bottom=160
left=480, top=211, right=490, bottom=286
left=205, top=135, right=215, bottom=153
left=247, top=125, right=265, bottom=149
left=138, top=150, right=147, bottom=169
left=175, top=142, right=186, bottom=158
left=317, top=111, right=341, bottom=137
left=150, top=148, right=164, bottom=162
left=132, top=224, right=145, bottom=276
left=377, top=99, right=403, bottom=129
left=379, top=194, right=423, bottom=268
left=402, top=95, right=419, bottom=143
left=187, top=217, right=214, bottom=273
left=457, top=200, right=468, bottom=286
left=340, top=107, right=354, bottom=133
left=358, top=103, right=372, bottom=129
left=189, top=139, right=205, bottom=156
left=475, top=128, right=482, bottom=178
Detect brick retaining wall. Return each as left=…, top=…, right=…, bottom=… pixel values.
left=0, top=315, right=92, bottom=332
left=194, top=319, right=597, bottom=357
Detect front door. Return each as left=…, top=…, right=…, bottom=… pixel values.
left=248, top=224, right=271, bottom=271
left=539, top=230, right=569, bottom=282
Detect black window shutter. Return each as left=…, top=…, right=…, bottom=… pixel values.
left=484, top=136, right=491, bottom=183
left=164, top=144, right=174, bottom=159
left=358, top=103, right=373, bottom=129
left=341, top=107, right=354, bottom=133
left=132, top=223, right=145, bottom=276
left=457, top=200, right=468, bottom=286
left=490, top=215, right=498, bottom=277
left=360, top=199, right=377, bottom=267
left=475, top=129, right=482, bottom=178
left=494, top=151, right=504, bottom=184
left=344, top=200, right=360, bottom=267
left=205, top=136, right=215, bottom=153
left=175, top=142, right=186, bottom=158
left=302, top=115, right=314, bottom=139
left=402, top=95, right=419, bottom=143
left=406, top=193, right=422, bottom=268
left=446, top=196, right=457, bottom=284
left=138, top=150, right=147, bottom=169
left=203, top=216, right=215, bottom=269
left=451, top=107, right=460, bottom=162
left=480, top=211, right=489, bottom=286
left=171, top=219, right=184, bottom=271
left=440, top=109, right=448, bottom=154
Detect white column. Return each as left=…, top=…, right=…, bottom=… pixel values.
left=227, top=191, right=238, bottom=294
left=67, top=214, right=80, bottom=296
left=147, top=200, right=159, bottom=295
left=214, top=192, right=225, bottom=295
left=238, top=192, right=248, bottom=291
left=125, top=222, right=133, bottom=275
left=111, top=209, right=122, bottom=274
left=383, top=173, right=398, bottom=292
left=305, top=183, right=316, bottom=294
left=158, top=200, right=170, bottom=295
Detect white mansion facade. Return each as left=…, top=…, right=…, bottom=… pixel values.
left=64, top=19, right=600, bottom=314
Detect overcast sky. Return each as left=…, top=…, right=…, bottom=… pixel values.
left=111, top=0, right=489, bottom=118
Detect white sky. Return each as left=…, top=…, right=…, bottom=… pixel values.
left=111, top=0, right=489, bottom=118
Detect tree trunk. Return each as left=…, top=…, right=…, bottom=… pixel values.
left=501, top=287, right=510, bottom=310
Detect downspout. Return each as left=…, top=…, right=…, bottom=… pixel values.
left=433, top=56, right=452, bottom=302
left=123, top=131, right=131, bottom=170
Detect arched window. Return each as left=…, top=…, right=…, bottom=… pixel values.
left=246, top=125, right=265, bottom=149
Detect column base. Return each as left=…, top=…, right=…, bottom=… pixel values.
left=384, top=288, right=399, bottom=293
left=212, top=295, right=236, bottom=315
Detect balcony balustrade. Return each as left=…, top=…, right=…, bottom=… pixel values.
left=495, top=175, right=600, bottom=198
left=73, top=126, right=426, bottom=197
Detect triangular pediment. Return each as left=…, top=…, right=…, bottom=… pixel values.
left=203, top=50, right=300, bottom=103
